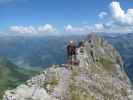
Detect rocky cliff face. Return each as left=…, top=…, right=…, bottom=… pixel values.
left=3, top=34, right=133, bottom=100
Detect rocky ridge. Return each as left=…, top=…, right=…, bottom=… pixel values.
left=3, top=34, right=133, bottom=100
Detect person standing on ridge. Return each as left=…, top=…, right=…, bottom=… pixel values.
left=78, top=40, right=85, bottom=53
left=67, top=40, right=76, bottom=65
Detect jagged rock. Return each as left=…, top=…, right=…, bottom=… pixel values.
left=3, top=34, right=133, bottom=100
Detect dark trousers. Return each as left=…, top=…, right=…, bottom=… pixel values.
left=67, top=54, right=76, bottom=65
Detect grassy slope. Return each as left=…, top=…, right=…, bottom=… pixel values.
left=0, top=57, right=38, bottom=99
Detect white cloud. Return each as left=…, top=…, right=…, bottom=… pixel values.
left=9, top=24, right=57, bottom=35
left=94, top=24, right=104, bottom=32
left=64, top=24, right=105, bottom=34
left=5, top=1, right=133, bottom=36
left=65, top=25, right=84, bottom=33
left=64, top=1, right=133, bottom=35
left=99, top=12, right=107, bottom=19
left=9, top=26, right=36, bottom=34
left=65, top=25, right=73, bottom=31
left=38, top=24, right=56, bottom=33
left=109, top=2, right=133, bottom=26
left=98, top=1, right=133, bottom=33
left=65, top=1, right=133, bottom=34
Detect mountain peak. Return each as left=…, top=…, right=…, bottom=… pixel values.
left=3, top=34, right=133, bottom=100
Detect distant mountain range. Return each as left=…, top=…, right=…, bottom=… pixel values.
left=0, top=35, right=84, bottom=68
left=0, top=33, right=133, bottom=81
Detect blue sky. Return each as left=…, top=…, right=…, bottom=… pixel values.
left=0, top=0, right=133, bottom=35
